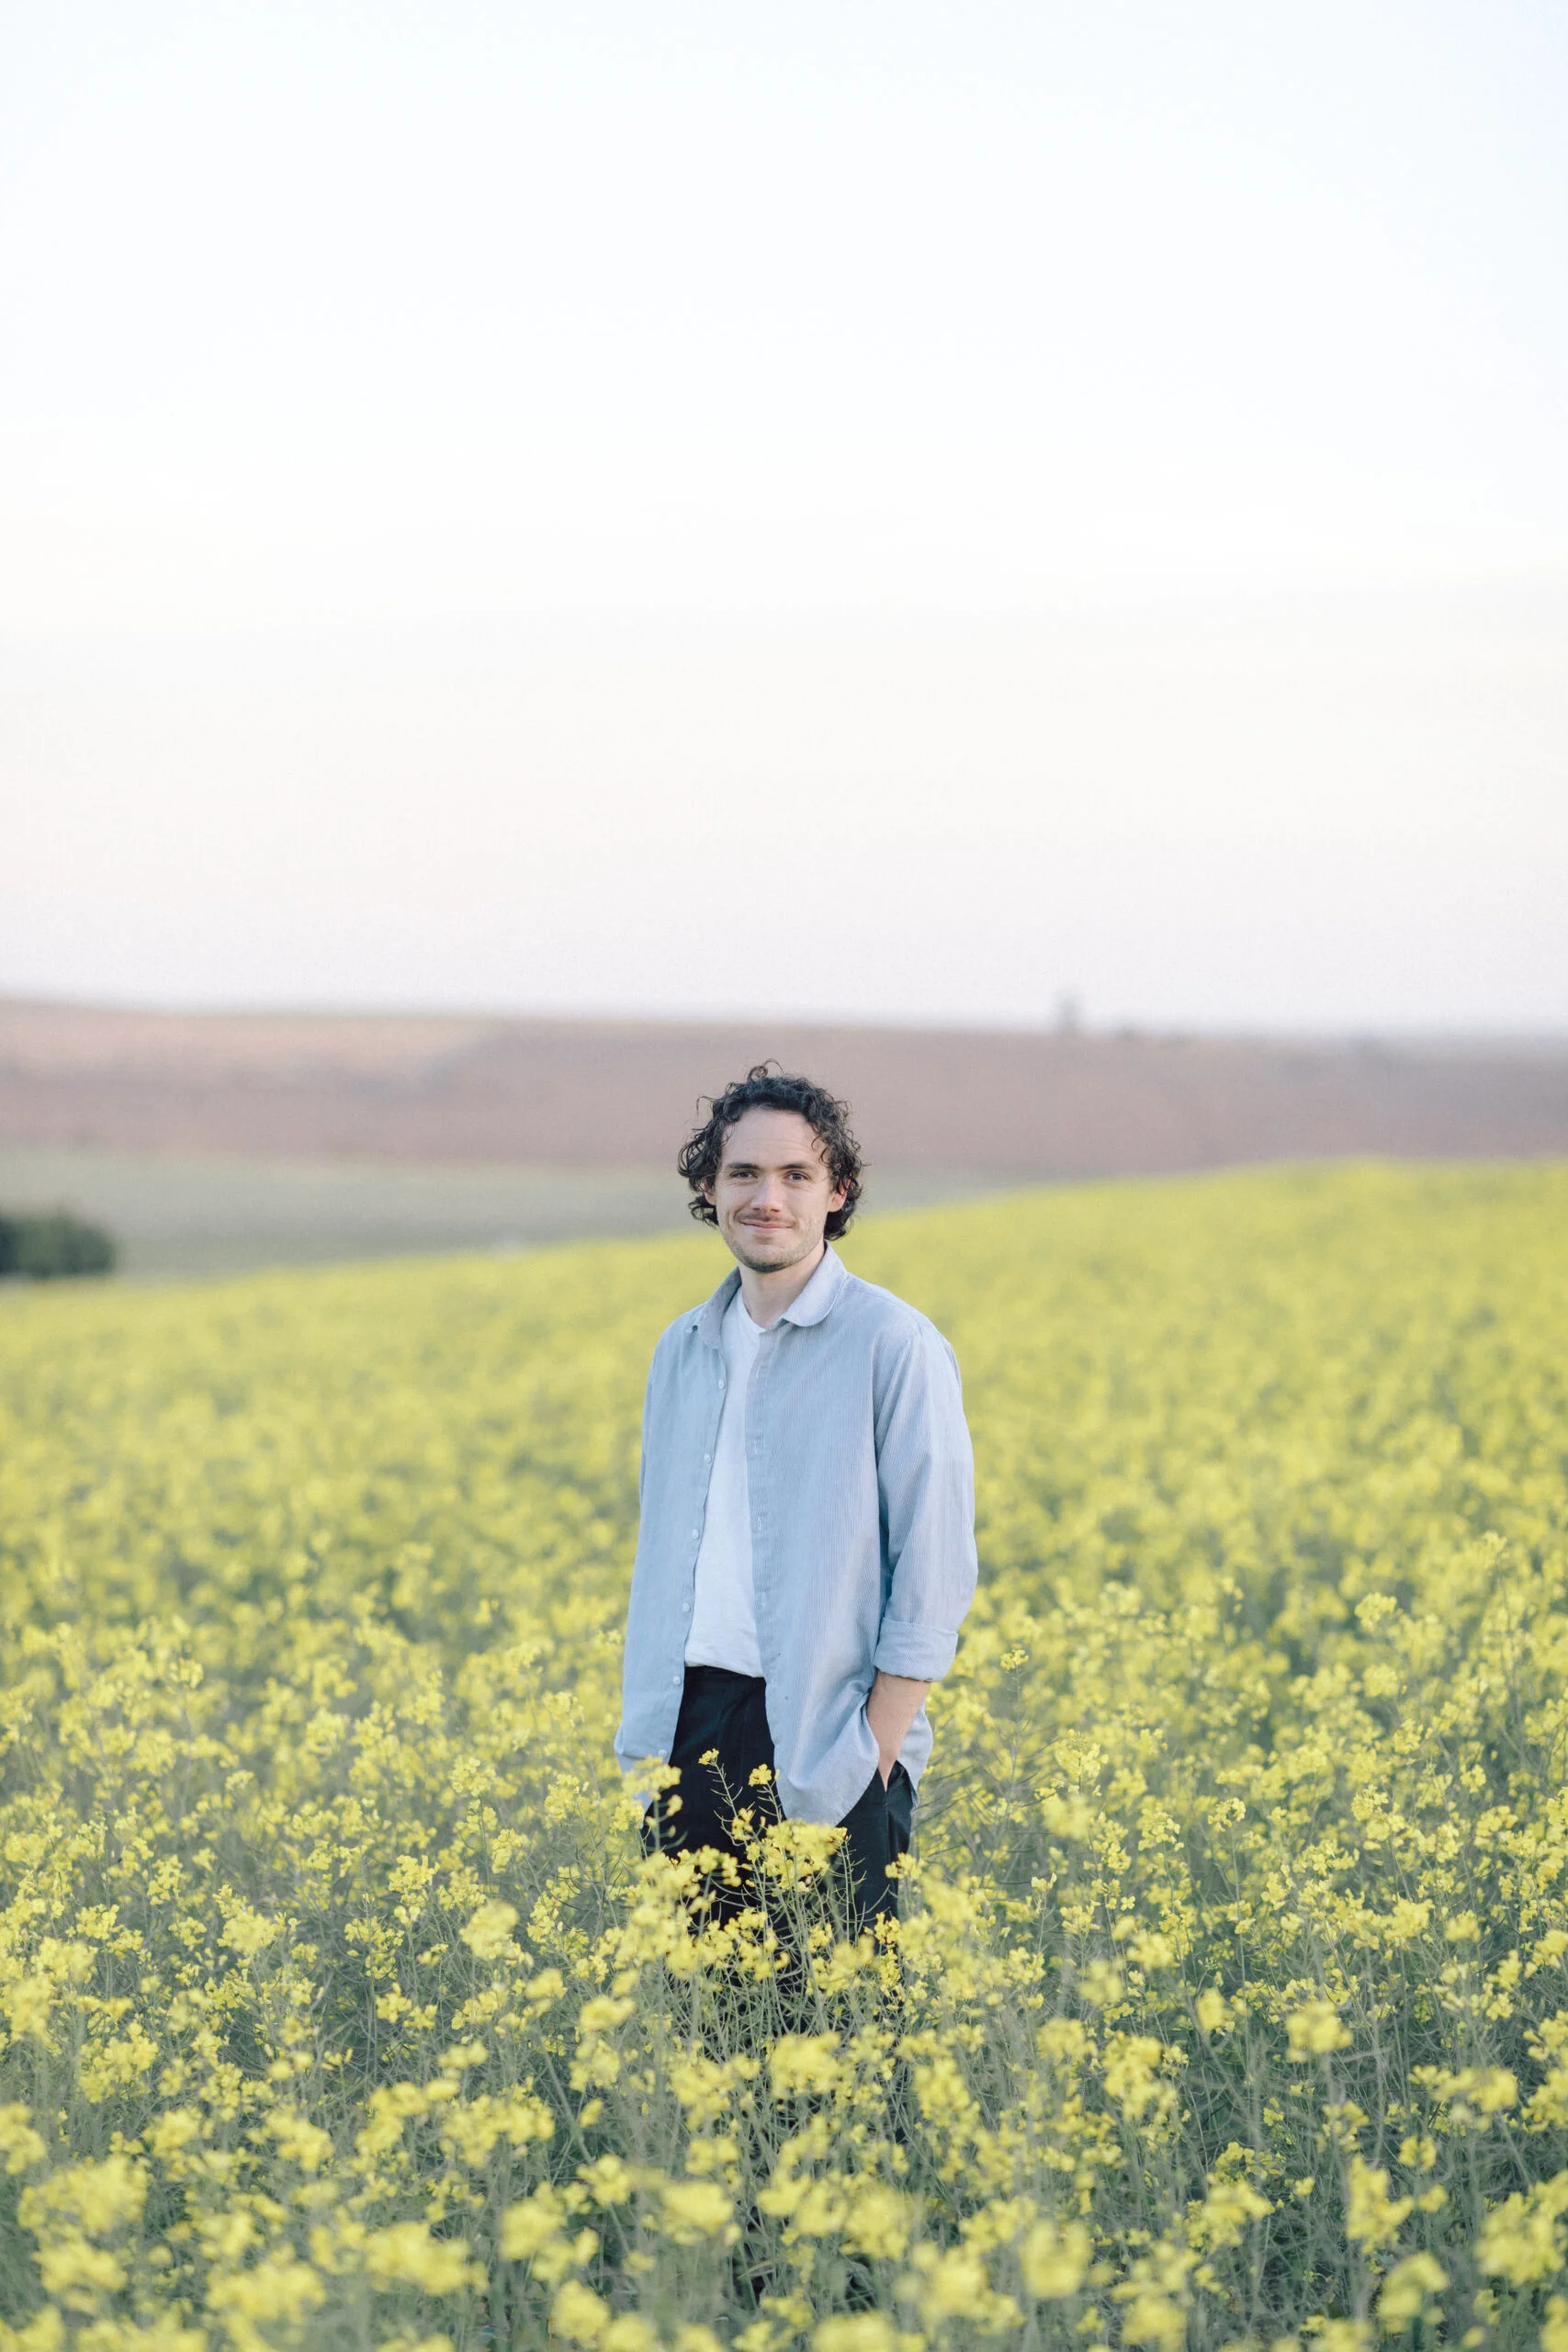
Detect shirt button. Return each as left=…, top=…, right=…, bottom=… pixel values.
left=682, top=1601, right=690, bottom=1613
left=703, top=1453, right=712, bottom=1464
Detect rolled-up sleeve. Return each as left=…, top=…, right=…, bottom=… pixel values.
left=871, top=1327, right=978, bottom=1681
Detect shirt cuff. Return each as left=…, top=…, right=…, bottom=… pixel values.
left=872, top=1620, right=958, bottom=1680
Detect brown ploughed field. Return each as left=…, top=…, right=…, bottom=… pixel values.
left=2, top=999, right=1564, bottom=1275
left=3, top=998, right=1565, bottom=1175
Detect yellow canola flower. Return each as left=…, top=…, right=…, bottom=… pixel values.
left=1021, top=2217, right=1093, bottom=2296
left=657, top=2178, right=734, bottom=2244
left=842, top=2184, right=917, bottom=2262
left=0, top=2312, right=65, bottom=2352
left=36, top=2239, right=129, bottom=2303
left=440, top=2087, right=555, bottom=2166
left=1475, top=2170, right=1568, bottom=2284
left=577, top=1996, right=635, bottom=2038
left=1313, top=2325, right=1373, bottom=2352
left=757, top=1815, right=847, bottom=1888
left=0, top=2105, right=47, bottom=2175
left=1112, top=2242, right=1196, bottom=2352
left=813, top=2317, right=909, bottom=2352
left=1345, top=2159, right=1414, bottom=2252
left=1286, top=2000, right=1352, bottom=2057
left=502, top=2185, right=572, bottom=2261
left=1103, top=2034, right=1174, bottom=2123
left=207, top=2254, right=325, bottom=2326
left=356, top=2082, right=432, bottom=2158
left=363, top=2222, right=479, bottom=2294
left=1376, top=2253, right=1449, bottom=2331
left=550, top=2279, right=610, bottom=2345
left=80, top=2322, right=206, bottom=2352
left=218, top=1902, right=279, bottom=1960
left=911, top=2241, right=1017, bottom=2331
left=1121, top=2294, right=1188, bottom=2352
left=601, top=2317, right=660, bottom=2352
left=262, top=2109, right=333, bottom=2173
left=501, top=2186, right=597, bottom=2286
left=1190, top=2177, right=1272, bottom=2252
left=1416, top=2064, right=1518, bottom=2121
left=771, top=2033, right=845, bottom=2098
left=19, top=2154, right=146, bottom=2240
left=1041, top=1792, right=1094, bottom=1841
left=6, top=1979, right=56, bottom=2047
left=79, top=2025, right=160, bottom=2104
left=458, top=1901, right=518, bottom=1961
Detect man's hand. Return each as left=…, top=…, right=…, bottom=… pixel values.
left=865, top=1670, right=931, bottom=1786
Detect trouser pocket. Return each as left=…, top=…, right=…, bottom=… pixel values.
left=884, top=1759, right=914, bottom=1854
left=836, top=1762, right=914, bottom=1926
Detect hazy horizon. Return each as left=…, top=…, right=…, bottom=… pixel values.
left=6, top=989, right=1567, bottom=1051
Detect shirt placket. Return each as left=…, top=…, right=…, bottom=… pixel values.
left=671, top=1347, right=728, bottom=1690
left=747, top=1326, right=773, bottom=1674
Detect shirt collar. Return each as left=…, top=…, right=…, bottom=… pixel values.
left=779, top=1242, right=849, bottom=1327
left=694, top=1242, right=849, bottom=1346
left=695, top=1268, right=741, bottom=1347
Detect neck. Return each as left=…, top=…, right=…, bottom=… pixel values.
left=735, top=1238, right=828, bottom=1328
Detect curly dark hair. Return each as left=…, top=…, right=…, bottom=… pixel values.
left=677, top=1064, right=863, bottom=1240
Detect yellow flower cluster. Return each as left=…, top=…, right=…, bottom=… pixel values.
left=0, top=1160, right=1565, bottom=2351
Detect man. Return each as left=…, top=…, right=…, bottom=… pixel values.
left=615, top=1065, right=978, bottom=1931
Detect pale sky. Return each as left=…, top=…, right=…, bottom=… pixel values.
left=2, top=1, right=1565, bottom=1031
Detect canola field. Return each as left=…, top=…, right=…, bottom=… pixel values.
left=2, top=1161, right=1568, bottom=2352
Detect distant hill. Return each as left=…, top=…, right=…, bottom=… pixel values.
left=3, top=1000, right=1565, bottom=1178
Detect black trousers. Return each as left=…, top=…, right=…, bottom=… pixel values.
left=645, top=1664, right=914, bottom=1934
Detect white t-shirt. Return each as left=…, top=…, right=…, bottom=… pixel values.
left=684, top=1290, right=766, bottom=1676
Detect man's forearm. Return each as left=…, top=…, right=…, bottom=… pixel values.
left=866, top=1670, right=931, bottom=1784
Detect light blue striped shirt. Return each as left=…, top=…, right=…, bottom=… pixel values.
left=616, top=1243, right=978, bottom=1826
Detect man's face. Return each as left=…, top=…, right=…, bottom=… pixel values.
left=705, top=1106, right=848, bottom=1275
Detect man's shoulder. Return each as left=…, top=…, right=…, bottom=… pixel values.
left=648, top=1281, right=730, bottom=1364
left=650, top=1304, right=706, bottom=1359
left=835, top=1269, right=947, bottom=1354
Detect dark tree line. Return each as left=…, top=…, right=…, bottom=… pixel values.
left=0, top=1212, right=117, bottom=1278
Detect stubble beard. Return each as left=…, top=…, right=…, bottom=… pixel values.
left=725, top=1219, right=821, bottom=1275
